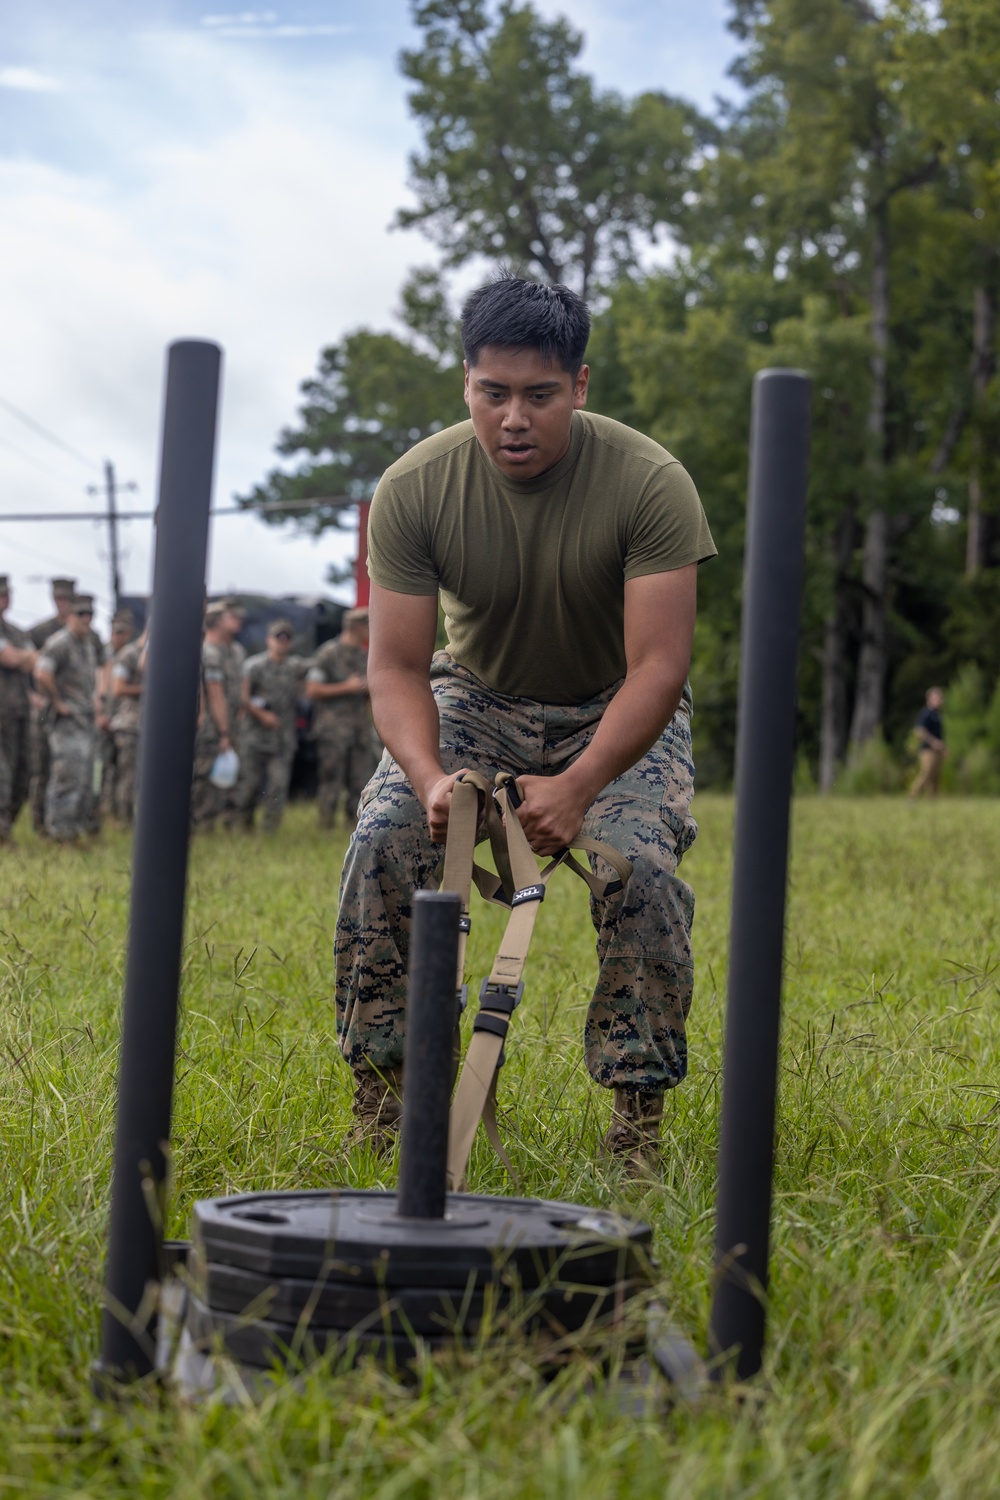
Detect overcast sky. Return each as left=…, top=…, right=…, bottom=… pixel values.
left=0, top=1, right=737, bottom=633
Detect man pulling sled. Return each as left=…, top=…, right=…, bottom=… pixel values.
left=334, top=274, right=716, bottom=1177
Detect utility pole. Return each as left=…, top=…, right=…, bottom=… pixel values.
left=86, top=460, right=137, bottom=610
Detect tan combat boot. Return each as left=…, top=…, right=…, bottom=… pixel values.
left=600, top=1088, right=664, bottom=1178
left=346, top=1066, right=404, bottom=1155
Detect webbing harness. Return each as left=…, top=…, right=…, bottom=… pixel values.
left=441, top=771, right=633, bottom=1190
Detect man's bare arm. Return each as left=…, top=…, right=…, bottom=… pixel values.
left=0, top=643, right=37, bottom=673
left=34, top=666, right=71, bottom=717
left=206, top=679, right=231, bottom=743
left=516, top=565, right=698, bottom=854
left=305, top=675, right=368, bottom=701
left=368, top=584, right=464, bottom=841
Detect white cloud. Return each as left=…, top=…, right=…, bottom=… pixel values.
left=202, top=23, right=355, bottom=39
left=0, top=25, right=423, bottom=630
left=0, top=65, right=61, bottom=92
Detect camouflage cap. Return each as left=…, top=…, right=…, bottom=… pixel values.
left=52, top=577, right=76, bottom=599
left=343, top=607, right=369, bottom=627
left=111, top=608, right=134, bottom=629
left=268, top=618, right=295, bottom=637
left=204, top=602, right=225, bottom=627
left=0, top=575, right=9, bottom=594
left=220, top=597, right=245, bottom=616
left=70, top=593, right=95, bottom=613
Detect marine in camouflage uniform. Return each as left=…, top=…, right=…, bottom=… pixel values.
left=335, top=276, right=717, bottom=1172
left=0, top=576, right=38, bottom=840
left=28, top=577, right=77, bottom=834
left=235, top=620, right=306, bottom=833
left=109, top=632, right=146, bottom=824
left=97, top=610, right=134, bottom=821
left=306, top=609, right=377, bottom=829
left=34, top=594, right=103, bottom=842
left=192, top=601, right=245, bottom=830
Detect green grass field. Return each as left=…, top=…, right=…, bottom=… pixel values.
left=1, top=795, right=999, bottom=1497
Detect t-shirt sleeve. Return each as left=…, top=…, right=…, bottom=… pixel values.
left=202, top=644, right=224, bottom=683
left=38, top=637, right=66, bottom=676
left=622, top=462, right=717, bottom=581
left=366, top=476, right=441, bottom=596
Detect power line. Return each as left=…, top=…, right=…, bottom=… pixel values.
left=0, top=530, right=109, bottom=604
left=0, top=497, right=360, bottom=522
left=0, top=433, right=87, bottom=489
left=0, top=396, right=100, bottom=471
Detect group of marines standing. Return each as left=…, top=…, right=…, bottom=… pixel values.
left=0, top=575, right=377, bottom=844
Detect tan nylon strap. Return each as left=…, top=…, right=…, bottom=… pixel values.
left=448, top=1030, right=505, bottom=1189
left=445, top=771, right=633, bottom=1189
left=439, top=773, right=489, bottom=992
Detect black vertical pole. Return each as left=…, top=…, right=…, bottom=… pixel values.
left=709, top=368, right=811, bottom=1381
left=397, top=891, right=461, bottom=1219
left=96, top=340, right=222, bottom=1383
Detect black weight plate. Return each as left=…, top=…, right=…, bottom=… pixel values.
left=193, top=1189, right=651, bottom=1290
left=184, top=1290, right=445, bottom=1371
left=194, top=1257, right=642, bottom=1336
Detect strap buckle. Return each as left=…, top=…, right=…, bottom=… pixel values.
left=478, top=978, right=524, bottom=1014
left=458, top=914, right=472, bottom=934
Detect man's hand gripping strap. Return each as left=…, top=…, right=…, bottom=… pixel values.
left=443, top=771, right=632, bottom=1190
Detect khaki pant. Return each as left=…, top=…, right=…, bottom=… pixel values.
left=909, top=746, right=943, bottom=799
left=334, top=653, right=698, bottom=1093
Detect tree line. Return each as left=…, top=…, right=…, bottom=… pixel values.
left=240, top=0, right=1000, bottom=790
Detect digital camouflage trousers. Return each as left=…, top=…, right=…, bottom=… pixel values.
left=112, top=730, right=139, bottom=823
left=45, top=718, right=96, bottom=841
left=334, top=653, right=698, bottom=1094
left=236, top=736, right=296, bottom=833
left=29, top=708, right=50, bottom=834
left=191, top=724, right=236, bottom=831
left=315, top=717, right=378, bottom=829
left=0, top=713, right=30, bottom=838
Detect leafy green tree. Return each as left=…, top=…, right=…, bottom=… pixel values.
left=236, top=272, right=466, bottom=538
left=396, top=0, right=713, bottom=296
left=897, top=0, right=1000, bottom=575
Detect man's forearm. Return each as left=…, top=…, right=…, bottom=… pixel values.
left=206, top=682, right=229, bottom=737
left=306, top=680, right=366, bottom=700
left=34, top=668, right=58, bottom=705
left=559, top=663, right=685, bottom=805
left=369, top=666, right=442, bottom=805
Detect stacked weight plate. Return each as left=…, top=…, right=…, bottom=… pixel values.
left=183, top=1187, right=653, bottom=1371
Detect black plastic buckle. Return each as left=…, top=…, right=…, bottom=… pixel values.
left=456, top=983, right=468, bottom=1013
left=478, top=978, right=524, bottom=1014
left=458, top=914, right=472, bottom=934
left=511, top=882, right=545, bottom=908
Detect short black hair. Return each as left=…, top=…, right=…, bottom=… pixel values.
left=461, top=274, right=590, bottom=375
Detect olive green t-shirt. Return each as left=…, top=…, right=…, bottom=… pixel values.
left=367, top=410, right=716, bottom=704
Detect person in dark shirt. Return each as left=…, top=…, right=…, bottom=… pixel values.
left=909, top=686, right=946, bottom=799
